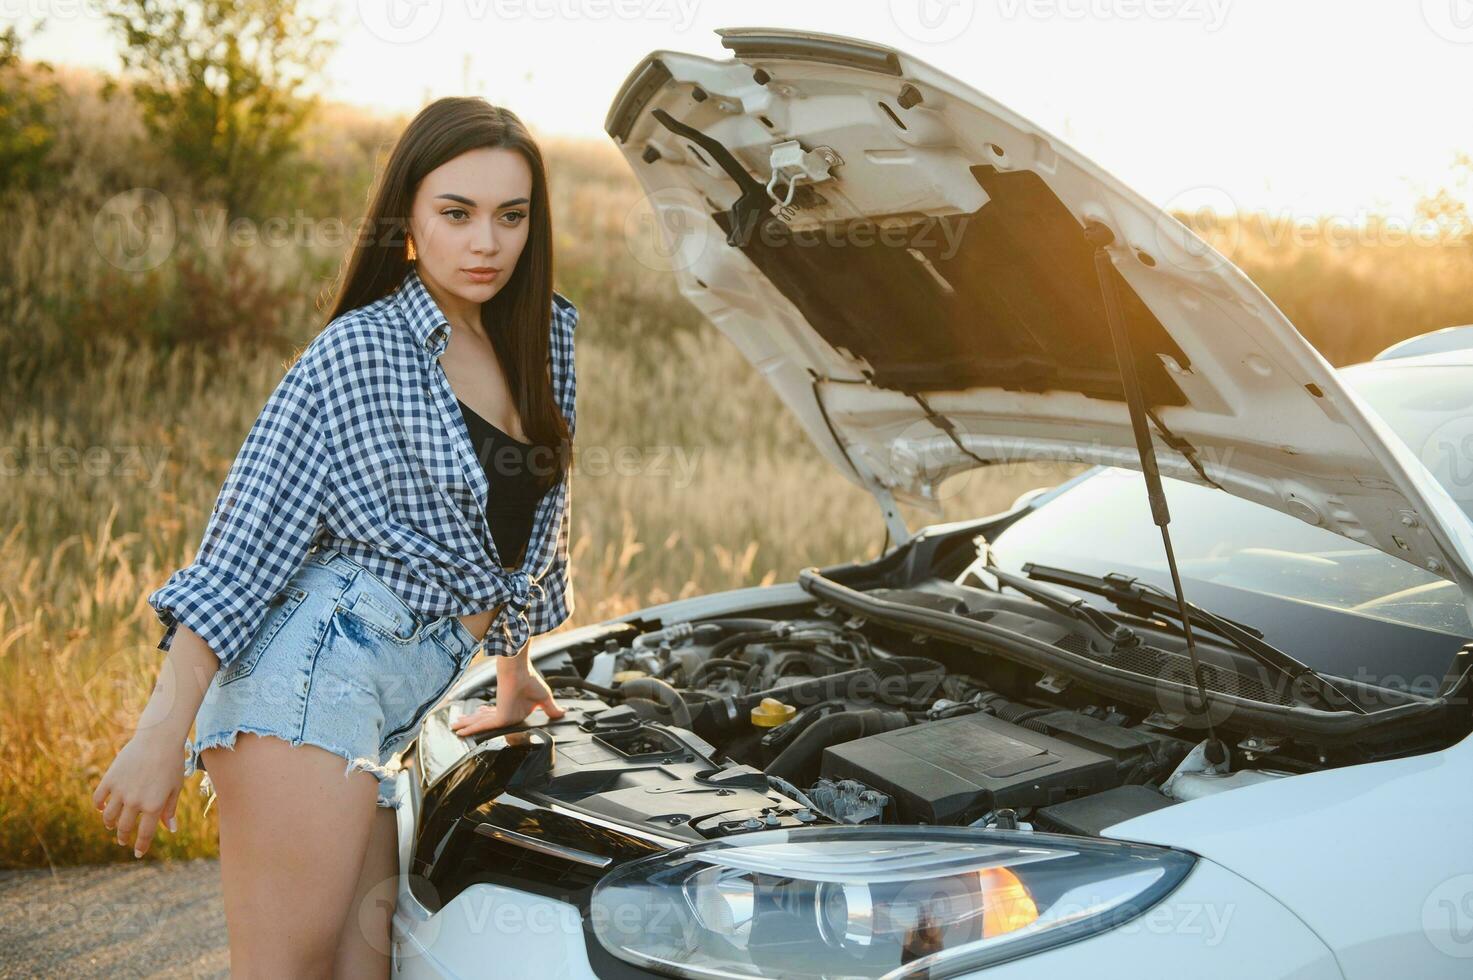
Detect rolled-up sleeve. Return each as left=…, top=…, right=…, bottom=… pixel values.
left=148, top=348, right=334, bottom=671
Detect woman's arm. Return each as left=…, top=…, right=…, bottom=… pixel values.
left=450, top=471, right=575, bottom=736
left=92, top=622, right=220, bottom=858
left=449, top=638, right=565, bottom=735
left=98, top=339, right=336, bottom=855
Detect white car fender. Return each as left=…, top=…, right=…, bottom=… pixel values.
left=1105, top=728, right=1473, bottom=979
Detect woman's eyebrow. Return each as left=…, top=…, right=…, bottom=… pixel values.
left=435, top=193, right=531, bottom=209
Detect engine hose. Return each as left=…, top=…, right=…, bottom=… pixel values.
left=842, top=656, right=943, bottom=708
left=655, top=648, right=709, bottom=682
left=874, top=657, right=945, bottom=698
left=689, top=668, right=884, bottom=739
left=622, top=697, right=665, bottom=721
left=875, top=655, right=943, bottom=671
left=759, top=700, right=847, bottom=753
left=708, top=629, right=780, bottom=661
left=690, top=657, right=758, bottom=685
left=767, top=774, right=820, bottom=812
left=974, top=691, right=1054, bottom=727
left=547, top=677, right=623, bottom=701
left=787, top=647, right=859, bottom=673
left=940, top=674, right=986, bottom=701
left=930, top=702, right=982, bottom=720
left=701, top=618, right=789, bottom=633
left=620, top=676, right=692, bottom=728
left=767, top=708, right=910, bottom=785
left=999, top=704, right=1055, bottom=726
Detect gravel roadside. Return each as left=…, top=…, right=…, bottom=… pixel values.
left=0, top=859, right=228, bottom=979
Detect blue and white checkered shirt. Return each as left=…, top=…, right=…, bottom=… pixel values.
left=148, top=265, right=577, bottom=668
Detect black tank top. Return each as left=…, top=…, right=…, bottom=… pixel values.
left=456, top=398, right=555, bottom=570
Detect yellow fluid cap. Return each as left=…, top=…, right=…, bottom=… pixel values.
left=751, top=697, right=796, bottom=727
left=612, top=669, right=647, bottom=684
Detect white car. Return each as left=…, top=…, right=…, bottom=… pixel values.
left=379, top=28, right=1473, bottom=979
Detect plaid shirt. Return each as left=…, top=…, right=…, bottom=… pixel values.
left=148, top=266, right=577, bottom=668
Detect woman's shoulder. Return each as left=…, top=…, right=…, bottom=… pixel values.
left=297, top=297, right=409, bottom=380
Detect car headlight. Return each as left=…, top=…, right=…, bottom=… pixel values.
left=590, top=825, right=1194, bottom=979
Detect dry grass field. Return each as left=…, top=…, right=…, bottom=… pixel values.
left=2, top=68, right=1470, bottom=867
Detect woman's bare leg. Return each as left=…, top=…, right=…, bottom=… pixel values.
left=332, top=805, right=400, bottom=979
left=203, top=733, right=380, bottom=979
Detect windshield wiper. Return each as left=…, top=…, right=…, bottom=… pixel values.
left=984, top=564, right=1143, bottom=654
left=1021, top=563, right=1366, bottom=714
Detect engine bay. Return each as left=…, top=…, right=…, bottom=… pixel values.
left=515, top=610, right=1202, bottom=839
left=405, top=574, right=1471, bottom=912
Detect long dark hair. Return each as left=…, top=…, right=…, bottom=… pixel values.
left=323, top=97, right=569, bottom=483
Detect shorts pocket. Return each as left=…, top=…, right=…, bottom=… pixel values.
left=336, top=591, right=420, bottom=644
left=219, top=585, right=310, bottom=687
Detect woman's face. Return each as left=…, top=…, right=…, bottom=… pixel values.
left=408, top=146, right=534, bottom=310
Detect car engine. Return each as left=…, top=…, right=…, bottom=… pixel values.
left=403, top=604, right=1270, bottom=910
left=530, top=613, right=1192, bottom=833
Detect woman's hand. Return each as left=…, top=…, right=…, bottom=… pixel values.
left=449, top=654, right=565, bottom=737
left=92, top=727, right=184, bottom=858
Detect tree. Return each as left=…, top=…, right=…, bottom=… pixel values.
left=105, top=0, right=336, bottom=218
left=0, top=21, right=59, bottom=195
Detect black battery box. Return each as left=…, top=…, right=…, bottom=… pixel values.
left=1036, top=784, right=1176, bottom=836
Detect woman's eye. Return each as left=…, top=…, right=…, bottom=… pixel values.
left=501, top=210, right=526, bottom=224
left=443, top=208, right=469, bottom=221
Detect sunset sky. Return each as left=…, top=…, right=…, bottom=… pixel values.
left=30, top=0, right=1473, bottom=218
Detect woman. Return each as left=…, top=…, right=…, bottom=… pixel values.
left=90, top=97, right=577, bottom=977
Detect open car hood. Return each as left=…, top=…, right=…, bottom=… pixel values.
left=603, top=27, right=1473, bottom=616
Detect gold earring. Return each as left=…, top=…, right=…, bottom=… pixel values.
left=406, top=234, right=417, bottom=262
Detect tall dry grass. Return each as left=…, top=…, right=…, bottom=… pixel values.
left=2, top=68, right=1470, bottom=868
left=1188, top=211, right=1473, bottom=365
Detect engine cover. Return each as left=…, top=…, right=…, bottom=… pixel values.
left=821, top=711, right=1118, bottom=823
left=512, top=697, right=815, bottom=840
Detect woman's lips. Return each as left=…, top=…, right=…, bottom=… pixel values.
left=463, top=267, right=501, bottom=283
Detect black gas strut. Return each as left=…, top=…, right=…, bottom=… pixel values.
left=1084, top=220, right=1228, bottom=766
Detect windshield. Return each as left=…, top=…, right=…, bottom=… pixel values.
left=986, top=468, right=1470, bottom=685
left=1340, top=362, right=1473, bottom=522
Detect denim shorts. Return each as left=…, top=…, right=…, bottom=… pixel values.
left=185, top=544, right=485, bottom=811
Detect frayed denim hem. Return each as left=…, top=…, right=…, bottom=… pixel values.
left=376, top=785, right=405, bottom=812
left=185, top=727, right=397, bottom=815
